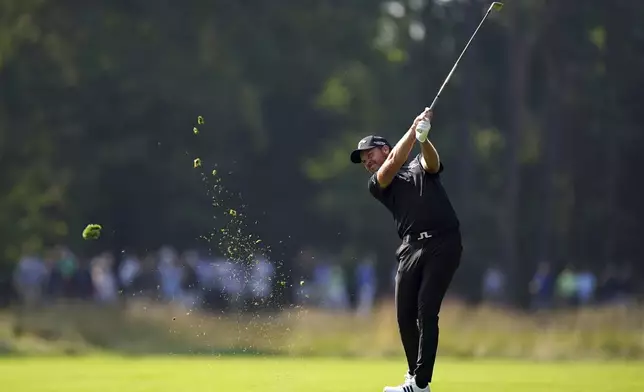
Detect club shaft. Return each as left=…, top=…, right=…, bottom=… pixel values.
left=428, top=6, right=496, bottom=111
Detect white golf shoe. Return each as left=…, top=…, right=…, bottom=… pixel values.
left=383, top=374, right=429, bottom=392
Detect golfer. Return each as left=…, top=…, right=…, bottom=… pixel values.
left=350, top=108, right=462, bottom=392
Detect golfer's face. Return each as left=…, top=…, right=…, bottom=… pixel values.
left=361, top=147, right=387, bottom=174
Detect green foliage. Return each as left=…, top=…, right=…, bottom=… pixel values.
left=0, top=0, right=643, bottom=302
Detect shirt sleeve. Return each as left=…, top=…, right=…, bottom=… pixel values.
left=416, top=153, right=444, bottom=175
left=368, top=174, right=381, bottom=198
left=434, top=162, right=445, bottom=175
left=368, top=173, right=390, bottom=199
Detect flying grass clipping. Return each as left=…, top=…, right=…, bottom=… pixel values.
left=190, top=115, right=266, bottom=264
left=82, top=224, right=102, bottom=240
left=79, top=115, right=267, bottom=268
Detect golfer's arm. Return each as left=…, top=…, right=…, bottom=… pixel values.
left=376, top=128, right=416, bottom=188
left=419, top=139, right=440, bottom=173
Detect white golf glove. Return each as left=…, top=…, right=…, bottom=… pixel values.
left=415, top=119, right=431, bottom=143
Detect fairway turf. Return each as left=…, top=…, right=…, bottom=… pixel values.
left=1, top=357, right=642, bottom=392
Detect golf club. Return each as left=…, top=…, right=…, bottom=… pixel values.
left=428, top=2, right=504, bottom=111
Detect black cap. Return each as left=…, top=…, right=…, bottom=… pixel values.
left=350, top=135, right=391, bottom=164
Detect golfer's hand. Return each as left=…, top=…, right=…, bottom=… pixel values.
left=413, top=108, right=433, bottom=142
left=412, top=107, right=433, bottom=127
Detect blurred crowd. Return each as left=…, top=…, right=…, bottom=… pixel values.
left=481, top=261, right=639, bottom=309
left=9, top=245, right=379, bottom=315
left=9, top=245, right=640, bottom=314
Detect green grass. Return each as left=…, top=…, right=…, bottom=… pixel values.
left=3, top=300, right=644, bottom=360
left=0, top=357, right=643, bottom=392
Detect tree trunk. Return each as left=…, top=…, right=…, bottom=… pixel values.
left=537, top=46, right=562, bottom=267
left=502, top=7, right=530, bottom=308
left=458, top=1, right=477, bottom=221
left=455, top=1, right=479, bottom=303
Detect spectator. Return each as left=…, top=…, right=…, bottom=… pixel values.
left=12, top=253, right=48, bottom=308
left=179, top=250, right=200, bottom=309
left=246, top=254, right=275, bottom=309
left=482, top=264, right=506, bottom=305
left=56, top=246, right=79, bottom=298
left=555, top=265, right=578, bottom=307
left=91, top=252, right=118, bottom=303
left=326, top=265, right=349, bottom=310
left=214, top=258, right=244, bottom=311
left=529, top=261, right=554, bottom=310
left=356, top=257, right=377, bottom=316
left=119, top=253, right=142, bottom=297
left=157, top=246, right=183, bottom=303
left=575, top=266, right=597, bottom=306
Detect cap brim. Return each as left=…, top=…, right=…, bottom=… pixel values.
left=350, top=146, right=375, bottom=164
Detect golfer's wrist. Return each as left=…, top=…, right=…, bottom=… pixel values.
left=415, top=128, right=429, bottom=143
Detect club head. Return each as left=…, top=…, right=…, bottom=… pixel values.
left=490, top=2, right=504, bottom=11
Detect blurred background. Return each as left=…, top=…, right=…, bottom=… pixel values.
left=1, top=0, right=643, bottom=359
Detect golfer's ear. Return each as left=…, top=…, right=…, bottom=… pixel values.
left=383, top=145, right=391, bottom=155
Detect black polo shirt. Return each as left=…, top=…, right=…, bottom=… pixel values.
left=368, top=153, right=459, bottom=240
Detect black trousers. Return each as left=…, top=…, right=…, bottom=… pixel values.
left=394, top=229, right=462, bottom=387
